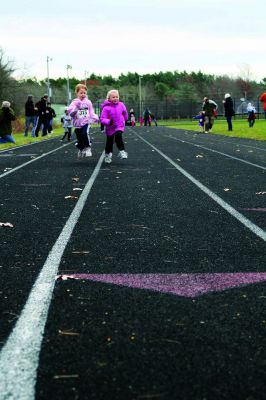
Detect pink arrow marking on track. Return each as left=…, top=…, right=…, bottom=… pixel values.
left=56, top=273, right=266, bottom=298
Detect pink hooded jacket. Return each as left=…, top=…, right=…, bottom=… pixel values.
left=100, top=100, right=128, bottom=136
left=67, top=98, right=99, bottom=128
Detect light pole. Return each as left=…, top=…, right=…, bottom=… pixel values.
left=84, top=70, right=89, bottom=86
left=66, top=64, right=72, bottom=105
left=139, top=75, right=142, bottom=120
left=46, top=56, right=52, bottom=100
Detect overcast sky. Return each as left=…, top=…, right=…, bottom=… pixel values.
left=1, top=0, right=265, bottom=82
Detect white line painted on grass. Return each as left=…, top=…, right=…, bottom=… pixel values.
left=136, top=133, right=266, bottom=243
left=0, top=152, right=105, bottom=400
left=166, top=135, right=266, bottom=170
left=0, top=142, right=72, bottom=179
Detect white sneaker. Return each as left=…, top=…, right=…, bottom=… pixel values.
left=77, top=150, right=83, bottom=158
left=104, top=153, right=112, bottom=164
left=118, top=150, right=128, bottom=159
left=84, top=147, right=92, bottom=157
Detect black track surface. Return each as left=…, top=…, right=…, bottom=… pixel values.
left=0, top=127, right=266, bottom=400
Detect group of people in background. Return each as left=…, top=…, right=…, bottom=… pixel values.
left=24, top=94, right=56, bottom=137
left=1, top=87, right=266, bottom=147
left=194, top=91, right=266, bottom=133
left=0, top=94, right=57, bottom=144
left=194, top=97, right=218, bottom=133
left=140, top=108, right=158, bottom=126
left=127, top=108, right=157, bottom=127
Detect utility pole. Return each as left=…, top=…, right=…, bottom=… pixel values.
left=66, top=64, right=72, bottom=105
left=84, top=70, right=89, bottom=86
left=139, top=76, right=142, bottom=120
left=46, top=56, right=53, bottom=100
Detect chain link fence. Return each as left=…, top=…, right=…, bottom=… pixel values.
left=93, top=98, right=264, bottom=121
left=51, top=97, right=266, bottom=127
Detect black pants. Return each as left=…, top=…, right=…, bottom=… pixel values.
left=105, top=131, right=125, bottom=154
left=144, top=117, right=151, bottom=126
left=61, top=128, right=72, bottom=141
left=75, top=124, right=91, bottom=150
left=34, top=116, right=48, bottom=137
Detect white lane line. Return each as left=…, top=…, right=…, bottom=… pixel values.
left=165, top=127, right=266, bottom=152
left=136, top=133, right=266, bottom=243
left=0, top=152, right=105, bottom=400
left=166, top=135, right=266, bottom=170
left=0, top=142, right=72, bottom=179
left=199, top=137, right=266, bottom=152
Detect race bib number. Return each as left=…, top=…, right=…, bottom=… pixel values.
left=77, top=109, right=88, bottom=119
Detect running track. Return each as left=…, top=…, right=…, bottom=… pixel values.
left=0, top=126, right=265, bottom=400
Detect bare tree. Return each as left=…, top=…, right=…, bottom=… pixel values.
left=0, top=48, right=23, bottom=113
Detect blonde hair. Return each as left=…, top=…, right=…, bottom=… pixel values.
left=75, top=83, right=87, bottom=94
left=106, top=89, right=119, bottom=100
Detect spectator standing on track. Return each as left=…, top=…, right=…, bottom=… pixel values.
left=67, top=83, right=99, bottom=158
left=46, top=102, right=56, bottom=134
left=202, top=97, right=217, bottom=133
left=0, top=101, right=16, bottom=144
left=143, top=108, right=151, bottom=126
left=24, top=95, right=37, bottom=137
left=34, top=94, right=49, bottom=137
left=259, top=92, right=266, bottom=119
left=247, top=103, right=256, bottom=128
left=223, top=93, right=235, bottom=131
left=100, top=89, right=128, bottom=164
left=150, top=113, right=158, bottom=126
left=60, top=108, right=73, bottom=141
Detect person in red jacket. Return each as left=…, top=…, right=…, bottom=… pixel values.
left=259, top=92, right=266, bottom=119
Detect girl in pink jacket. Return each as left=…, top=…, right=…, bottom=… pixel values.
left=67, top=84, right=99, bottom=158
left=100, top=89, right=128, bottom=164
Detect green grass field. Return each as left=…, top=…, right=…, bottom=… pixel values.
left=0, top=127, right=64, bottom=150
left=162, top=118, right=266, bottom=141
left=0, top=118, right=265, bottom=151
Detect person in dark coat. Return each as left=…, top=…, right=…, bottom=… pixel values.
left=202, top=97, right=217, bottom=133
left=143, top=108, right=151, bottom=126
left=24, top=95, right=37, bottom=137
left=223, top=93, right=235, bottom=131
left=0, top=101, right=16, bottom=144
left=46, top=102, right=56, bottom=134
left=34, top=94, right=49, bottom=137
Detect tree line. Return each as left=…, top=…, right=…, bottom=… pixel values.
left=1, top=49, right=266, bottom=117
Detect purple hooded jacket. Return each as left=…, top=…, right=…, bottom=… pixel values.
left=100, top=100, right=128, bottom=136
left=67, top=97, right=99, bottom=128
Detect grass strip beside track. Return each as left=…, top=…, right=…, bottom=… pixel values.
left=163, top=119, right=266, bottom=141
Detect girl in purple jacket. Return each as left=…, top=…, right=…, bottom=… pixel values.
left=100, top=90, right=128, bottom=164
left=67, top=84, right=99, bottom=158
